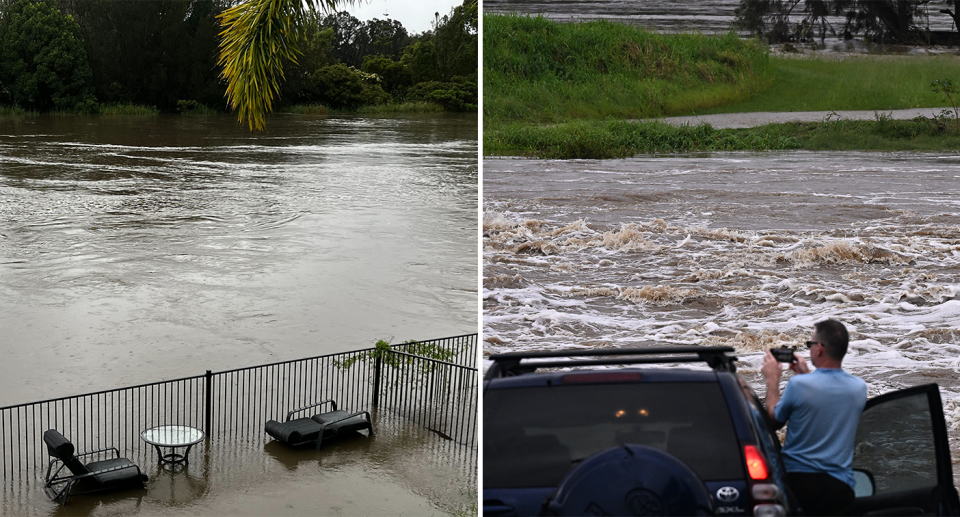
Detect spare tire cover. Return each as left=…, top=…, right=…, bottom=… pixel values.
left=544, top=444, right=713, bottom=516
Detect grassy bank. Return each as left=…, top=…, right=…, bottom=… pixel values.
left=484, top=14, right=772, bottom=128
left=0, top=103, right=165, bottom=117
left=484, top=14, right=960, bottom=156
left=1, top=100, right=447, bottom=119
left=487, top=115, right=960, bottom=159
left=697, top=54, right=960, bottom=114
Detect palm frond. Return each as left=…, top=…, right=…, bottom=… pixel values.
left=217, top=0, right=349, bottom=131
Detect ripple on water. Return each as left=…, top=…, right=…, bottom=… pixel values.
left=483, top=152, right=960, bottom=476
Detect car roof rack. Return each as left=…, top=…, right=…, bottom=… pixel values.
left=484, top=346, right=738, bottom=379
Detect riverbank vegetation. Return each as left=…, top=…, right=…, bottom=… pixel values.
left=484, top=14, right=772, bottom=128
left=735, top=0, right=960, bottom=44
left=696, top=54, right=960, bottom=114
left=488, top=113, right=960, bottom=159
left=0, top=0, right=477, bottom=118
left=483, top=13, right=960, bottom=157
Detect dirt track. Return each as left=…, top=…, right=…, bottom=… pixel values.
left=652, top=107, right=956, bottom=129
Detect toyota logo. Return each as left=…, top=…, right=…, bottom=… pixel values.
left=716, top=486, right=740, bottom=502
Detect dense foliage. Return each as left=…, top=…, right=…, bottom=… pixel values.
left=277, top=2, right=478, bottom=111
left=60, top=0, right=226, bottom=111
left=487, top=114, right=960, bottom=159
left=484, top=14, right=771, bottom=126
left=0, top=0, right=96, bottom=111
left=215, top=0, right=476, bottom=128
left=0, top=0, right=477, bottom=117
left=735, top=0, right=958, bottom=43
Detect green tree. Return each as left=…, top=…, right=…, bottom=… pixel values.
left=217, top=0, right=479, bottom=129
left=400, top=39, right=441, bottom=84
left=433, top=0, right=478, bottom=81
left=282, top=18, right=336, bottom=105
left=319, top=11, right=368, bottom=68
left=735, top=0, right=937, bottom=43
left=363, top=18, right=410, bottom=60
left=218, top=0, right=353, bottom=131
left=301, top=63, right=391, bottom=108
left=0, top=0, right=96, bottom=111
left=361, top=54, right=412, bottom=96
left=60, top=0, right=226, bottom=111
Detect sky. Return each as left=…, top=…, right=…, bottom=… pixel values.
left=342, top=0, right=463, bottom=34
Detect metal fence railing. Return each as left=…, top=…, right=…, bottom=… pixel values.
left=391, top=333, right=478, bottom=370
left=376, top=350, right=478, bottom=445
left=0, top=335, right=478, bottom=494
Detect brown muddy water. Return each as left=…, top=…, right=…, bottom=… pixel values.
left=0, top=114, right=478, bottom=515
left=0, top=114, right=478, bottom=405
left=3, top=412, right=475, bottom=516
left=483, top=152, right=960, bottom=481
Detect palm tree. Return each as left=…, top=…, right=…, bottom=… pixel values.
left=217, top=0, right=354, bottom=131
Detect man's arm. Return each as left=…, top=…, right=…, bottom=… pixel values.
left=761, top=350, right=783, bottom=422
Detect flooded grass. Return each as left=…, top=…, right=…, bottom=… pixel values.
left=284, top=102, right=446, bottom=115
left=486, top=116, right=960, bottom=159
left=697, top=54, right=960, bottom=115
left=98, top=103, right=161, bottom=115
left=484, top=14, right=771, bottom=128
left=358, top=101, right=446, bottom=113
left=280, top=103, right=330, bottom=114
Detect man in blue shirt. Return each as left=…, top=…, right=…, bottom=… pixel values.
left=761, top=319, right=868, bottom=516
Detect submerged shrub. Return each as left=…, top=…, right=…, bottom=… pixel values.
left=301, top=64, right=392, bottom=109
left=406, top=79, right=477, bottom=111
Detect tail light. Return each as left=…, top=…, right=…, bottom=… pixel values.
left=744, top=445, right=769, bottom=480
left=744, top=444, right=786, bottom=516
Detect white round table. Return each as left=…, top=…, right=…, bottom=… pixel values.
left=140, top=425, right=205, bottom=466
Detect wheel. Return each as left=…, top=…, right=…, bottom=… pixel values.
left=543, top=444, right=713, bottom=516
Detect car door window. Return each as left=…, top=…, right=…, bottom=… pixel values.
left=853, top=390, right=937, bottom=495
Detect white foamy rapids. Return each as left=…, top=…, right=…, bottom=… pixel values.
left=485, top=152, right=960, bottom=470
left=484, top=213, right=960, bottom=432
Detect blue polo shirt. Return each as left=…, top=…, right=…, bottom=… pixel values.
left=774, top=368, right=868, bottom=489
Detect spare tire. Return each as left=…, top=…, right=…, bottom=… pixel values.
left=542, top=444, right=713, bottom=516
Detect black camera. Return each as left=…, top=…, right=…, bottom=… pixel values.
left=770, top=348, right=796, bottom=363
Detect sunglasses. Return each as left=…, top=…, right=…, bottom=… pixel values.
left=805, top=341, right=822, bottom=348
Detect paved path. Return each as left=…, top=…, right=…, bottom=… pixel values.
left=651, top=107, right=955, bottom=129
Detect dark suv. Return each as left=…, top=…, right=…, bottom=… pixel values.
left=483, top=346, right=960, bottom=516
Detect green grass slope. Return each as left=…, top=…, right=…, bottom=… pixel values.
left=483, top=14, right=772, bottom=128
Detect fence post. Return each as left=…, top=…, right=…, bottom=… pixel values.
left=372, top=353, right=382, bottom=409
left=204, top=370, right=213, bottom=437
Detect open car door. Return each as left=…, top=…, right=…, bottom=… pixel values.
left=848, top=384, right=960, bottom=516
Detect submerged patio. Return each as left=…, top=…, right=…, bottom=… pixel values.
left=0, top=336, right=478, bottom=516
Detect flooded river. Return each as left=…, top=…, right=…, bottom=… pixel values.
left=0, top=114, right=478, bottom=406
left=483, top=151, right=960, bottom=474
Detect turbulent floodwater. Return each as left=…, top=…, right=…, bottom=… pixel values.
left=483, top=152, right=960, bottom=471
left=0, top=114, right=478, bottom=406
left=484, top=0, right=958, bottom=35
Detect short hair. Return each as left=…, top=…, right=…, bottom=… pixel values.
left=814, top=319, right=849, bottom=361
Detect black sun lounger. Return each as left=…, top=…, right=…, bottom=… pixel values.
left=265, top=399, right=373, bottom=449
left=42, top=429, right=148, bottom=505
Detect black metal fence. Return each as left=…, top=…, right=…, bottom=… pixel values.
left=391, top=334, right=478, bottom=369
left=0, top=335, right=477, bottom=490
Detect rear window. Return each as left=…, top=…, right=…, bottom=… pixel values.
left=484, top=381, right=744, bottom=488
